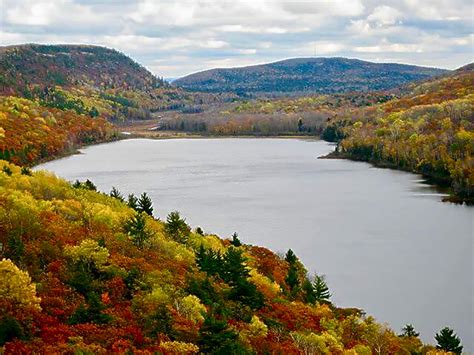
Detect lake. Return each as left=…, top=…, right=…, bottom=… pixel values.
left=36, top=138, right=473, bottom=350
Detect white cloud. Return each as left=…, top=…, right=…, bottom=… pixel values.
left=367, top=6, right=403, bottom=27
left=0, top=0, right=472, bottom=77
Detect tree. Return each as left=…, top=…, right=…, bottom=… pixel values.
left=401, top=324, right=419, bottom=337
left=137, top=192, right=153, bottom=216
left=313, top=274, right=331, bottom=303
left=84, top=179, right=97, bottom=191
left=435, top=327, right=463, bottom=354
left=127, top=193, right=138, bottom=210
left=109, top=187, right=124, bottom=202
left=165, top=211, right=190, bottom=243
left=222, top=247, right=250, bottom=286
left=124, top=212, right=152, bottom=248
left=0, top=259, right=41, bottom=310
left=285, top=265, right=299, bottom=293
left=198, top=314, right=245, bottom=354
left=285, top=249, right=298, bottom=265
left=231, top=232, right=242, bottom=247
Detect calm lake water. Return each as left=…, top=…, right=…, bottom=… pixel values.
left=36, top=138, right=473, bottom=350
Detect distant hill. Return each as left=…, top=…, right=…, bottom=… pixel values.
left=0, top=44, right=227, bottom=120
left=174, top=57, right=448, bottom=95
left=0, top=44, right=165, bottom=95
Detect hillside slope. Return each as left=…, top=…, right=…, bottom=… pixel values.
left=174, top=57, right=448, bottom=95
left=0, top=44, right=227, bottom=121
left=0, top=44, right=164, bottom=95
left=324, top=64, right=474, bottom=201
left=0, top=160, right=444, bottom=353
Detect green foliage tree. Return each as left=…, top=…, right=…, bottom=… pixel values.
left=401, top=324, right=419, bottom=337
left=0, top=316, right=24, bottom=346
left=124, top=212, right=152, bottom=248
left=69, top=292, right=111, bottom=325
left=285, top=249, right=298, bottom=265
left=145, top=305, right=174, bottom=338
left=221, top=247, right=250, bottom=286
left=127, top=193, right=139, bottom=211
left=313, top=274, right=331, bottom=303
left=198, top=314, right=246, bottom=354
left=231, top=232, right=242, bottom=247
left=137, top=192, right=153, bottom=216
left=435, top=327, right=463, bottom=354
left=165, top=211, right=191, bottom=243
left=285, top=249, right=300, bottom=295
left=109, top=186, right=124, bottom=202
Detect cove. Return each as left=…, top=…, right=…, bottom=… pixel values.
left=36, top=138, right=473, bottom=350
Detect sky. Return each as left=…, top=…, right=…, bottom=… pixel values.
left=0, top=0, right=473, bottom=78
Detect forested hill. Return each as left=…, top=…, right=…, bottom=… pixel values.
left=0, top=44, right=164, bottom=95
left=323, top=63, right=474, bottom=202
left=0, top=160, right=450, bottom=353
left=174, top=57, right=448, bottom=95
left=0, top=44, right=229, bottom=122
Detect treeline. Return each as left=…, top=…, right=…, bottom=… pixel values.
left=0, top=162, right=464, bottom=353
left=158, top=111, right=328, bottom=136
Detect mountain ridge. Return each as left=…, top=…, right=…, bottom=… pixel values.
left=174, top=57, right=448, bottom=95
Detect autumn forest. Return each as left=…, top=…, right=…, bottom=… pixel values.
left=0, top=41, right=472, bottom=354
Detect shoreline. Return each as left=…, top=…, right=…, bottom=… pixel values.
left=320, top=150, right=473, bottom=205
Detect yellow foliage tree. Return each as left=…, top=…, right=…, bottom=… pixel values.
left=0, top=258, right=41, bottom=310
left=64, top=239, right=109, bottom=271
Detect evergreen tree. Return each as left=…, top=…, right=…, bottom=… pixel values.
left=401, top=324, right=420, bottom=337
left=109, top=186, right=124, bottom=202
left=198, top=314, right=245, bottom=354
left=127, top=193, right=139, bottom=211
left=196, top=245, right=222, bottom=275
left=285, top=265, right=299, bottom=293
left=302, top=278, right=316, bottom=304
left=231, top=232, right=242, bottom=247
left=285, top=249, right=298, bottom=265
left=221, top=247, right=250, bottom=286
left=435, top=327, right=463, bottom=354
left=165, top=211, right=191, bottom=242
left=84, top=179, right=97, bottom=191
left=137, top=192, right=153, bottom=216
left=313, top=274, right=331, bottom=303
left=124, top=212, right=151, bottom=248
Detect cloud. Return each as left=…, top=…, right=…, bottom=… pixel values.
left=0, top=0, right=472, bottom=77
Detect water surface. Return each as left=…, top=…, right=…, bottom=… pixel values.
left=37, top=138, right=473, bottom=350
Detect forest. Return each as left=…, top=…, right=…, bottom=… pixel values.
left=0, top=161, right=464, bottom=353
left=324, top=65, right=474, bottom=202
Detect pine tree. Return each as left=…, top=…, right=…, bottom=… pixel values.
left=137, top=192, right=153, bottom=216
left=109, top=187, right=124, bottom=202
left=221, top=247, right=250, bottom=286
left=435, top=327, right=463, bottom=354
left=127, top=193, right=138, bottom=211
left=401, top=324, right=419, bottom=337
left=302, top=278, right=316, bottom=304
left=313, top=274, right=331, bottom=303
left=84, top=179, right=97, bottom=191
left=285, top=249, right=298, bottom=265
left=285, top=265, right=299, bottom=292
left=165, top=211, right=190, bottom=242
left=231, top=232, right=242, bottom=247
left=124, top=212, right=151, bottom=248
